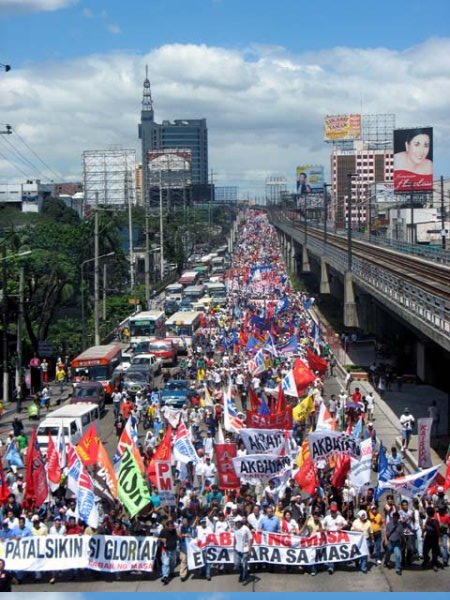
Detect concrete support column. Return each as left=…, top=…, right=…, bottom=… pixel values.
left=301, top=245, right=310, bottom=272
left=416, top=340, right=426, bottom=381
left=286, top=240, right=292, bottom=270
left=343, top=270, right=359, bottom=327
left=290, top=242, right=296, bottom=273
left=320, top=257, right=330, bottom=294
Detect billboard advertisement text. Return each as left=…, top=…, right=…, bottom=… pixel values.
left=393, top=127, right=433, bottom=192
left=296, top=165, right=324, bottom=194
left=324, top=114, right=361, bottom=141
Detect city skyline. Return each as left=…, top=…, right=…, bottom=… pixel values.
left=0, top=0, right=449, bottom=198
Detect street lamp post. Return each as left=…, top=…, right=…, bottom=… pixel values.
left=323, top=183, right=330, bottom=246
left=81, top=252, right=115, bottom=349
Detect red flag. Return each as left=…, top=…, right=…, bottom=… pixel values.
left=25, top=428, right=48, bottom=507
left=76, top=423, right=100, bottom=466
left=294, top=456, right=318, bottom=495
left=148, top=425, right=172, bottom=486
left=47, top=433, right=62, bottom=486
left=292, top=358, right=315, bottom=392
left=248, top=386, right=260, bottom=411
left=306, top=348, right=328, bottom=376
left=275, top=385, right=286, bottom=414
left=0, top=456, right=11, bottom=503
left=331, top=455, right=352, bottom=488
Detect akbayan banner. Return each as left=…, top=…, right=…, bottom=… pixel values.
left=239, top=428, right=287, bottom=456
left=187, top=530, right=368, bottom=570
left=0, top=535, right=158, bottom=572
left=308, top=430, right=361, bottom=462
left=232, top=454, right=291, bottom=483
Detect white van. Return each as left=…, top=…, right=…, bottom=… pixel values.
left=37, top=403, right=100, bottom=454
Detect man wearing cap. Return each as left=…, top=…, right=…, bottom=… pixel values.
left=233, top=515, right=252, bottom=584
left=351, top=510, right=373, bottom=573
left=322, top=502, right=347, bottom=574
left=196, top=516, right=213, bottom=580
left=399, top=407, right=415, bottom=451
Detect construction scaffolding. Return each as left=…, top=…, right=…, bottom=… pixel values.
left=82, top=148, right=136, bottom=209
left=265, top=176, right=287, bottom=205
left=146, top=148, right=192, bottom=212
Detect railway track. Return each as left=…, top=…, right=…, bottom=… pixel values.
left=275, top=215, right=450, bottom=301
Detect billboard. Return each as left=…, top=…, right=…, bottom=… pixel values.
left=147, top=149, right=192, bottom=188
left=324, top=114, right=361, bottom=141
left=296, top=165, right=324, bottom=194
left=393, top=127, right=433, bottom=192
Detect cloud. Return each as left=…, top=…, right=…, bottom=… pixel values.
left=107, top=23, right=121, bottom=34
left=0, top=0, right=78, bottom=15
left=0, top=39, right=449, bottom=195
left=81, top=7, right=92, bottom=18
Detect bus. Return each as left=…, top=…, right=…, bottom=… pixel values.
left=71, top=343, right=122, bottom=396
left=179, top=270, right=200, bottom=286
left=165, top=311, right=203, bottom=347
left=128, top=310, right=166, bottom=346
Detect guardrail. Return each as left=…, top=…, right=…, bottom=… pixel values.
left=273, top=218, right=450, bottom=343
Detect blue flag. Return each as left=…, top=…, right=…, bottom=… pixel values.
left=352, top=417, right=362, bottom=439
left=4, top=440, right=24, bottom=468
left=259, top=397, right=271, bottom=416
left=374, top=443, right=391, bottom=500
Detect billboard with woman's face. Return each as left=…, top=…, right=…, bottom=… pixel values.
left=393, top=127, right=433, bottom=192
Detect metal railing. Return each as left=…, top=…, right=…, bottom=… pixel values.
left=273, top=218, right=450, bottom=341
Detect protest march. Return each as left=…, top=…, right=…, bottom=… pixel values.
left=0, top=209, right=449, bottom=590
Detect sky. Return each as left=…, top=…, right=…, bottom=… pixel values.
left=0, top=0, right=450, bottom=198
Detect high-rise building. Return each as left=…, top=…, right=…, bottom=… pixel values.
left=138, top=67, right=208, bottom=203
left=331, top=146, right=394, bottom=227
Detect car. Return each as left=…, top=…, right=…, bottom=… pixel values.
left=164, top=297, right=180, bottom=316
left=146, top=338, right=177, bottom=366
left=179, top=298, right=194, bottom=311
left=69, top=381, right=106, bottom=413
left=160, top=379, right=189, bottom=408
left=122, top=368, right=151, bottom=396
left=130, top=353, right=162, bottom=377
left=165, top=335, right=188, bottom=355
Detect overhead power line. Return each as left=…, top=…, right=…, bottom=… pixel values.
left=11, top=127, right=62, bottom=180
left=0, top=135, right=47, bottom=181
left=0, top=149, right=31, bottom=178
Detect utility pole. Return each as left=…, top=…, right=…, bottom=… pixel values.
left=127, top=172, right=135, bottom=290
left=102, top=262, right=107, bottom=321
left=323, top=183, right=329, bottom=246
left=15, top=266, right=24, bottom=390
left=441, top=175, right=446, bottom=250
left=410, top=181, right=415, bottom=244
left=94, top=195, right=100, bottom=346
left=144, top=206, right=150, bottom=307
left=347, top=173, right=355, bottom=271
left=159, top=170, right=164, bottom=281
left=2, top=245, right=8, bottom=403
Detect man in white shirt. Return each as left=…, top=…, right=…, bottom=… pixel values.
left=322, top=502, right=347, bottom=574
left=203, top=457, right=217, bottom=484
left=365, top=392, right=375, bottom=422
left=112, top=390, right=122, bottom=418
left=196, top=518, right=213, bottom=580
left=399, top=407, right=415, bottom=451
left=233, top=516, right=253, bottom=584
left=247, top=505, right=264, bottom=531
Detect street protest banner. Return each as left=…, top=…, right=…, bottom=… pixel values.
left=246, top=410, right=292, bottom=430
left=349, top=437, right=373, bottom=490
left=232, top=453, right=291, bottom=483
left=0, top=535, right=158, bottom=572
left=417, top=417, right=433, bottom=468
left=187, top=530, right=368, bottom=570
left=154, top=460, right=176, bottom=507
left=308, top=430, right=361, bottom=463
left=117, top=447, right=150, bottom=517
left=239, top=428, right=287, bottom=456
left=378, top=463, right=442, bottom=498
left=215, top=444, right=241, bottom=489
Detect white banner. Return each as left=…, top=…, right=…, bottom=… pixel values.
left=0, top=535, right=158, bottom=572
left=187, top=530, right=368, bottom=570
left=155, top=460, right=176, bottom=506
left=417, top=417, right=433, bottom=468
left=232, top=454, right=291, bottom=483
left=349, top=438, right=373, bottom=489
left=308, top=430, right=361, bottom=463
left=239, top=429, right=287, bottom=456
left=173, top=421, right=200, bottom=465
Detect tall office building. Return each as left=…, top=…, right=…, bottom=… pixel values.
left=331, top=146, right=394, bottom=227
left=138, top=67, right=208, bottom=203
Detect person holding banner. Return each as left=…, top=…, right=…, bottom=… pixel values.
left=159, top=519, right=179, bottom=585
left=0, top=559, right=18, bottom=592
left=322, top=502, right=347, bottom=574
left=233, top=515, right=252, bottom=584
left=351, top=510, right=372, bottom=573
